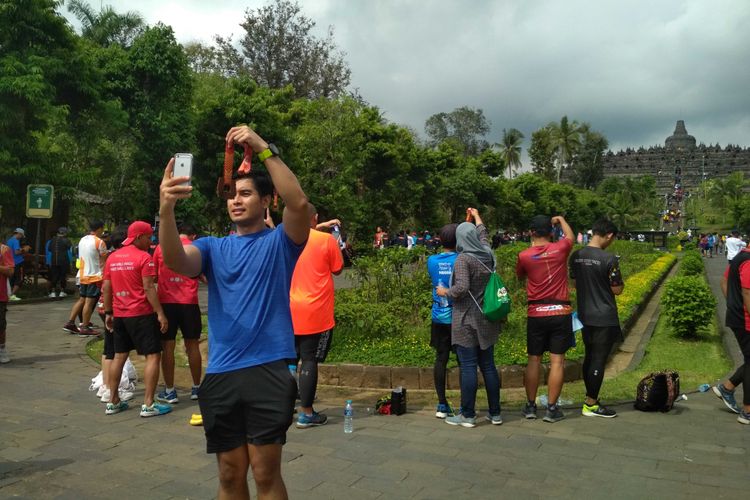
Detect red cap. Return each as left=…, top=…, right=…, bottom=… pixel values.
left=122, top=221, right=153, bottom=246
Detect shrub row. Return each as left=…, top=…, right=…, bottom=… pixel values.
left=662, top=256, right=716, bottom=338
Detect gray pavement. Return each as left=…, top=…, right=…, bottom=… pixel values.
left=1, top=260, right=749, bottom=499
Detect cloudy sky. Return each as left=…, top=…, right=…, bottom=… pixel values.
left=64, top=1, right=750, bottom=164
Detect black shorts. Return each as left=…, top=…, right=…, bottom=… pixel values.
left=199, top=360, right=296, bottom=453
left=79, top=283, right=101, bottom=299
left=295, top=329, right=334, bottom=363
left=113, top=314, right=162, bottom=355
left=103, top=329, right=115, bottom=360
left=0, top=302, right=6, bottom=332
left=11, top=265, right=22, bottom=288
left=162, top=303, right=202, bottom=341
left=527, top=314, right=573, bottom=356
left=430, top=322, right=452, bottom=353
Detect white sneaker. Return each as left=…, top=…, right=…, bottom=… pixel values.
left=118, top=389, right=134, bottom=401
left=0, top=349, right=9, bottom=363
left=96, top=385, right=106, bottom=398
left=49, top=292, right=57, bottom=298
left=100, top=387, right=111, bottom=403
left=59, top=291, right=67, bottom=298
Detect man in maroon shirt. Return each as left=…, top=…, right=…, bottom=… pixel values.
left=102, top=221, right=171, bottom=418
left=516, top=215, right=575, bottom=423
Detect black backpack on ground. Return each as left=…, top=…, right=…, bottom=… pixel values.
left=634, top=371, right=680, bottom=412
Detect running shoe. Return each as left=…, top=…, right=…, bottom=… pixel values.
left=445, top=414, right=477, bottom=428
left=156, top=389, right=179, bottom=404
left=63, top=321, right=79, bottom=334
left=78, top=326, right=99, bottom=337
left=435, top=403, right=454, bottom=419
left=522, top=401, right=538, bottom=420
left=102, top=388, right=134, bottom=403
left=59, top=291, right=67, bottom=298
left=140, top=402, right=172, bottom=418
left=0, top=348, right=10, bottom=364
left=543, top=405, right=566, bottom=423
left=582, top=402, right=617, bottom=418
left=190, top=386, right=199, bottom=401
left=485, top=414, right=503, bottom=425
left=9, top=295, right=20, bottom=301
left=739, top=409, right=750, bottom=425
left=49, top=292, right=57, bottom=298
left=105, top=401, right=128, bottom=415
left=713, top=384, right=740, bottom=414
left=296, top=411, right=328, bottom=428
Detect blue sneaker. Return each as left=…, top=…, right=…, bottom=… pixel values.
left=105, top=401, right=128, bottom=415
left=739, top=409, right=750, bottom=425
left=140, top=402, right=172, bottom=418
left=713, top=384, right=740, bottom=414
left=435, top=403, right=454, bottom=419
left=485, top=414, right=503, bottom=425
left=156, top=389, right=179, bottom=404
left=445, top=414, right=476, bottom=428
left=296, top=411, right=328, bottom=428
left=190, top=386, right=199, bottom=401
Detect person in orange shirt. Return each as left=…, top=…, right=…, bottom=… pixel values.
left=290, top=204, right=343, bottom=428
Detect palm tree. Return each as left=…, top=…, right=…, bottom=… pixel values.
left=548, top=116, right=581, bottom=183
left=67, top=0, right=145, bottom=47
left=499, top=128, right=524, bottom=179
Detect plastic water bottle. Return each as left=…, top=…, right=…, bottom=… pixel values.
left=698, top=383, right=711, bottom=393
left=437, top=280, right=449, bottom=307
left=344, top=400, right=354, bottom=433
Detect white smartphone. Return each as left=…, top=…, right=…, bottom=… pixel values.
left=173, top=153, right=193, bottom=186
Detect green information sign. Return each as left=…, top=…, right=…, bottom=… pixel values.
left=26, top=184, right=54, bottom=218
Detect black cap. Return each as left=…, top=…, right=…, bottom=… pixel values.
left=530, top=215, right=553, bottom=236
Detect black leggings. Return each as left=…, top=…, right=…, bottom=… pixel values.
left=48, top=265, right=67, bottom=291
left=729, top=328, right=750, bottom=406
left=295, top=333, right=322, bottom=408
left=582, top=326, right=619, bottom=401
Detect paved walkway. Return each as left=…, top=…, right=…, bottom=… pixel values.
left=1, top=260, right=749, bottom=499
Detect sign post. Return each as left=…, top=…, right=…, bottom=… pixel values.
left=26, top=185, right=54, bottom=287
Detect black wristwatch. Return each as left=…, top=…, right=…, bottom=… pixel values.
left=257, top=143, right=280, bottom=162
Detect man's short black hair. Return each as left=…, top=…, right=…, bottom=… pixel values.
left=439, top=223, right=458, bottom=249
left=591, top=218, right=619, bottom=237
left=732, top=230, right=740, bottom=236
left=232, top=171, right=274, bottom=198
left=89, top=220, right=104, bottom=231
left=177, top=222, right=197, bottom=236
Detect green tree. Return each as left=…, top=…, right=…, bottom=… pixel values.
left=424, top=106, right=490, bottom=157
left=67, top=0, right=144, bottom=47
left=498, top=128, right=524, bottom=178
left=528, top=126, right=556, bottom=181
left=569, top=124, right=608, bottom=189
left=548, top=115, right=581, bottom=183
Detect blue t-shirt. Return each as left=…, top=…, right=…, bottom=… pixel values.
left=6, top=237, right=22, bottom=265
left=427, top=251, right=457, bottom=324
left=192, top=224, right=304, bottom=374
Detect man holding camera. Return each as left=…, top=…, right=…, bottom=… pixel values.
left=159, top=125, right=309, bottom=499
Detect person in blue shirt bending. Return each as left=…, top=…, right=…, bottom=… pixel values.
left=159, top=125, right=309, bottom=500
left=426, top=223, right=459, bottom=418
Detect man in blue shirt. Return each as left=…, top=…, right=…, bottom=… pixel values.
left=6, top=228, right=26, bottom=301
left=159, top=125, right=309, bottom=499
left=426, top=223, right=458, bottom=418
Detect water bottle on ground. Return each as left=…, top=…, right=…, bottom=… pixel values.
left=698, top=383, right=711, bottom=392
left=344, top=400, right=354, bottom=433
left=437, top=280, right=449, bottom=307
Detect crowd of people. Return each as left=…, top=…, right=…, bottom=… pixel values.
left=2, top=123, right=749, bottom=499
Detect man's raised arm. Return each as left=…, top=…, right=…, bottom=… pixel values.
left=158, top=158, right=203, bottom=277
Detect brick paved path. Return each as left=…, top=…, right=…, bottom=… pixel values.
left=0, top=258, right=748, bottom=499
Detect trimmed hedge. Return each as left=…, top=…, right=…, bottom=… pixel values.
left=679, top=250, right=704, bottom=276
left=661, top=274, right=716, bottom=338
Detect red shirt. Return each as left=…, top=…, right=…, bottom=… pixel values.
left=0, top=244, right=13, bottom=302
left=153, top=237, right=199, bottom=305
left=516, top=238, right=573, bottom=317
left=103, top=245, right=157, bottom=317
left=723, top=252, right=750, bottom=330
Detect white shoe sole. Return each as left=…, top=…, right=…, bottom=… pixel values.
left=485, top=416, right=503, bottom=425
left=445, top=419, right=476, bottom=428
left=582, top=410, right=617, bottom=418
left=435, top=412, right=448, bottom=418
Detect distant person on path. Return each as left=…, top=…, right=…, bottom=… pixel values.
left=63, top=221, right=108, bottom=336
left=102, top=221, right=170, bottom=418
left=516, top=215, right=574, bottom=423
left=0, top=241, right=15, bottom=363
left=153, top=223, right=203, bottom=405
left=717, top=246, right=750, bottom=424
left=427, top=223, right=458, bottom=418
left=47, top=227, right=72, bottom=298
left=290, top=205, right=343, bottom=429
left=159, top=125, right=309, bottom=499
left=6, top=228, right=26, bottom=301
left=569, top=218, right=623, bottom=419
left=437, top=208, right=502, bottom=428
left=725, top=231, right=746, bottom=262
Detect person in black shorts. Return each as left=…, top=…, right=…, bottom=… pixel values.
left=569, top=219, right=623, bottom=418
left=103, top=221, right=171, bottom=418
left=153, top=223, right=203, bottom=404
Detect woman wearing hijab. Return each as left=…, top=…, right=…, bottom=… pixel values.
left=436, top=208, right=502, bottom=427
